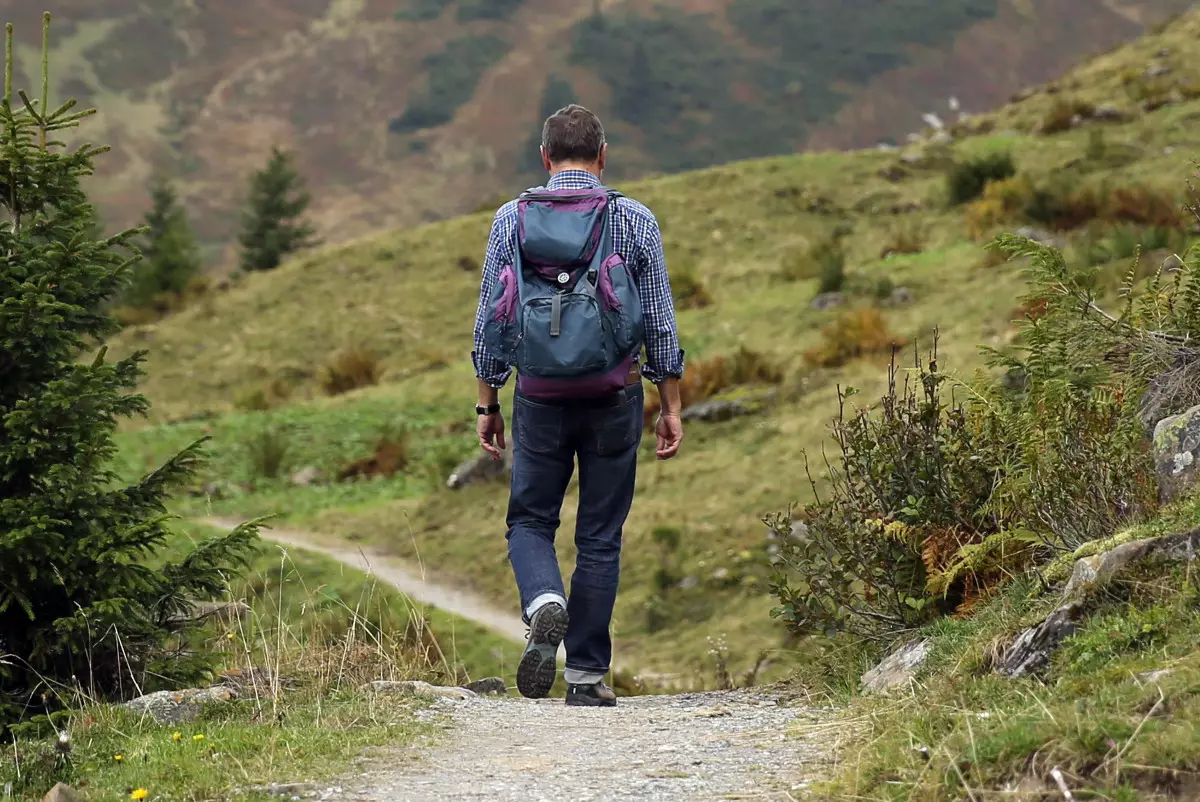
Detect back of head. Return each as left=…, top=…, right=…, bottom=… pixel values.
left=541, top=104, right=605, bottom=166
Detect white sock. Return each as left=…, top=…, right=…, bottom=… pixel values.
left=525, top=592, right=566, bottom=621
left=564, top=668, right=606, bottom=685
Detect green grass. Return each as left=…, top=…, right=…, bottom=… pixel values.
left=2, top=521, right=525, bottom=801
left=804, top=496, right=1200, bottom=800
left=4, top=690, right=432, bottom=801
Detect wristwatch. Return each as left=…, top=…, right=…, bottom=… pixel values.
left=475, top=403, right=501, bottom=416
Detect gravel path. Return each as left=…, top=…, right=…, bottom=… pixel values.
left=332, top=689, right=834, bottom=801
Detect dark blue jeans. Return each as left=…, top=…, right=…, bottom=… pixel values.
left=506, top=383, right=644, bottom=679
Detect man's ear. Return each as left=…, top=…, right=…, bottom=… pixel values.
left=597, top=143, right=607, bottom=173
left=541, top=146, right=552, bottom=173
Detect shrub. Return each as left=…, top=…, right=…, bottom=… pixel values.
left=879, top=222, right=925, bottom=258
left=769, top=343, right=1011, bottom=640
left=320, top=345, right=383, bottom=396
left=338, top=425, right=409, bottom=482
left=0, top=18, right=257, bottom=732
left=670, top=265, right=713, bottom=309
left=946, top=151, right=1016, bottom=205
left=816, top=243, right=847, bottom=294
left=779, top=238, right=845, bottom=286
left=245, top=425, right=292, bottom=480
left=1040, top=97, right=1093, bottom=134
left=643, top=346, right=782, bottom=424
left=803, top=307, right=904, bottom=368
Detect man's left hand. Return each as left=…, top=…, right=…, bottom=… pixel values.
left=478, top=412, right=506, bottom=460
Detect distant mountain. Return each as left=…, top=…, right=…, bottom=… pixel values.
left=4, top=0, right=1192, bottom=260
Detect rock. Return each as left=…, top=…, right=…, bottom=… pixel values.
left=124, top=686, right=238, bottom=724
left=257, top=782, right=318, bottom=798
left=878, top=164, right=909, bottom=183
left=446, top=448, right=513, bottom=490
left=1144, top=63, right=1171, bottom=78
left=289, top=466, right=322, bottom=487
left=1153, top=404, right=1200, bottom=503
left=1089, top=104, right=1127, bottom=122
left=861, top=638, right=930, bottom=694
left=1162, top=253, right=1183, bottom=273
left=678, top=575, right=699, bottom=591
left=1138, top=668, right=1173, bottom=685
left=364, top=680, right=476, bottom=700
left=681, top=396, right=767, bottom=423
left=42, top=784, right=83, bottom=802
left=462, top=677, right=507, bottom=696
left=164, top=599, right=250, bottom=628
left=810, top=292, right=844, bottom=311
left=887, top=286, right=914, bottom=306
left=1014, top=225, right=1064, bottom=248
left=997, top=601, right=1084, bottom=677
left=787, top=521, right=810, bottom=543
left=999, top=528, right=1200, bottom=677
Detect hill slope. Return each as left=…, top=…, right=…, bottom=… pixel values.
left=5, top=0, right=1190, bottom=259
left=109, top=6, right=1200, bottom=681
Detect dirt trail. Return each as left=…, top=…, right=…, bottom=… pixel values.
left=201, top=517, right=839, bottom=799
left=337, top=690, right=834, bottom=801
left=198, top=516, right=528, bottom=643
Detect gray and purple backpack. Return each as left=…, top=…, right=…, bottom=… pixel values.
left=483, top=187, right=644, bottom=397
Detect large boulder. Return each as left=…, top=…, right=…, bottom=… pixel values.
left=1153, top=404, right=1200, bottom=503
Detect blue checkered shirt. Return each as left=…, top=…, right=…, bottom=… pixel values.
left=471, top=170, right=685, bottom=388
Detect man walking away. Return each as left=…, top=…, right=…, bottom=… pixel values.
left=471, top=104, right=685, bottom=707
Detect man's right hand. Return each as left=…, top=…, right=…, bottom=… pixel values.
left=478, top=412, right=506, bottom=460
left=655, top=412, right=683, bottom=460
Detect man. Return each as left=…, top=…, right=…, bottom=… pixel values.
left=471, top=104, right=685, bottom=707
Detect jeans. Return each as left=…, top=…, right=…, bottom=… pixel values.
left=505, top=382, right=644, bottom=680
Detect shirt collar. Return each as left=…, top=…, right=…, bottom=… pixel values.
left=546, top=169, right=602, bottom=190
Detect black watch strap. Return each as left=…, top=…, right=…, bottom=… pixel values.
left=475, top=403, right=501, bottom=416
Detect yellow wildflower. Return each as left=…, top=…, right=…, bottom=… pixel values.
left=131, top=789, right=149, bottom=800
left=193, top=734, right=205, bottom=742
left=113, top=754, right=124, bottom=762
left=226, top=632, right=235, bottom=640
left=171, top=732, right=181, bottom=742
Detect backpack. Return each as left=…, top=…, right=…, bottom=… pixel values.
left=482, top=187, right=644, bottom=394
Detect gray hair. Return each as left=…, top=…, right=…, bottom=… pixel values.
left=541, top=104, right=605, bottom=164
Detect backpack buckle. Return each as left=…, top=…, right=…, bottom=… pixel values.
left=556, top=271, right=570, bottom=285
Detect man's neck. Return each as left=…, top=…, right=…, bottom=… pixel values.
left=549, top=162, right=601, bottom=179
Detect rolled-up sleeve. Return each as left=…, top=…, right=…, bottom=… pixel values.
left=471, top=206, right=517, bottom=388
left=635, top=213, right=685, bottom=383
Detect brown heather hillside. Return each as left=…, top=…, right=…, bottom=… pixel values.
left=3, top=0, right=1190, bottom=262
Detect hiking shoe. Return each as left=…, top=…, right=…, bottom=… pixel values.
left=565, top=681, right=617, bottom=707
left=516, top=602, right=568, bottom=699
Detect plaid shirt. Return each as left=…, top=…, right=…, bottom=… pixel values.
left=471, top=170, right=685, bottom=388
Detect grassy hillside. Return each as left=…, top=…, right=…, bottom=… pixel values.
left=2, top=0, right=1187, bottom=256
left=108, top=6, right=1200, bottom=685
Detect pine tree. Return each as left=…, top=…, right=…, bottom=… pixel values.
left=124, top=177, right=202, bottom=309
left=0, top=14, right=258, bottom=732
left=238, top=146, right=317, bottom=272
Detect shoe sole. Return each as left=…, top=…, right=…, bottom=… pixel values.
left=565, top=694, right=617, bottom=708
left=516, top=604, right=568, bottom=699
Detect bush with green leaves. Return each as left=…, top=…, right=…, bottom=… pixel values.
left=0, top=16, right=258, bottom=733
left=769, top=206, right=1199, bottom=639
left=946, top=151, right=1016, bottom=205
left=768, top=342, right=1008, bottom=640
